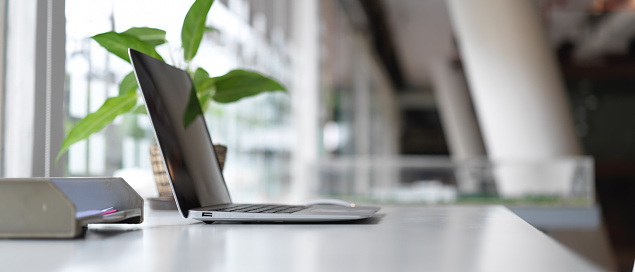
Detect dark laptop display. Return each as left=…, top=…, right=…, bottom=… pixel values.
left=130, top=49, right=231, bottom=217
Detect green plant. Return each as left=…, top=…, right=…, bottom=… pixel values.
left=57, top=0, right=285, bottom=163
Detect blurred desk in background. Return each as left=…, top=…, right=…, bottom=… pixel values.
left=0, top=206, right=603, bottom=272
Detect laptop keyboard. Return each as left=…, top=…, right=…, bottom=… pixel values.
left=208, top=204, right=308, bottom=214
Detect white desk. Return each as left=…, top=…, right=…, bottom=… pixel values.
left=0, top=206, right=604, bottom=272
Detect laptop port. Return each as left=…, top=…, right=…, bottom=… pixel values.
left=202, top=212, right=213, bottom=217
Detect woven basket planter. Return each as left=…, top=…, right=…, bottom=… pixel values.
left=149, top=143, right=227, bottom=197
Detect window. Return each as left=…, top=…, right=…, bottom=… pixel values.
left=64, top=0, right=296, bottom=201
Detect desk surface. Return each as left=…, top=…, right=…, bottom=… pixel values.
left=0, top=206, right=603, bottom=272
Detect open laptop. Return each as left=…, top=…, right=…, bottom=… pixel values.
left=129, top=49, right=379, bottom=222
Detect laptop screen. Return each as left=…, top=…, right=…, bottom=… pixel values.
left=129, top=49, right=232, bottom=217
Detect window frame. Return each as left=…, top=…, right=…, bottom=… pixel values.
left=3, top=0, right=65, bottom=177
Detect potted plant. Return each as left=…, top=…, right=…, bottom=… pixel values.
left=58, top=0, right=286, bottom=202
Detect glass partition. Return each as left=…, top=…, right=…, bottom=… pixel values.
left=315, top=156, right=595, bottom=207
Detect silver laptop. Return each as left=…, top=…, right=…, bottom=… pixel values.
left=129, top=49, right=379, bottom=222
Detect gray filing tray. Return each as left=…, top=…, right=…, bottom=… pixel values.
left=0, top=177, right=143, bottom=238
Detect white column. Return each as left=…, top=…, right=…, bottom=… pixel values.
left=431, top=60, right=485, bottom=160
left=290, top=0, right=320, bottom=201
left=447, top=0, right=581, bottom=195
left=0, top=0, right=5, bottom=170
left=4, top=0, right=37, bottom=177
left=431, top=59, right=486, bottom=193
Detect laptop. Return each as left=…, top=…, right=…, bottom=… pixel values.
left=129, top=49, right=379, bottom=222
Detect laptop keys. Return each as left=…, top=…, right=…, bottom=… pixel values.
left=208, top=204, right=308, bottom=214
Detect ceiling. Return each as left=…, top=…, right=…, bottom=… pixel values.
left=382, top=0, right=456, bottom=88
left=380, top=0, right=635, bottom=89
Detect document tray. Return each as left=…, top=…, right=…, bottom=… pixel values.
left=0, top=177, right=143, bottom=238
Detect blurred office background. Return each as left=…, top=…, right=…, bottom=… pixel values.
left=1, top=0, right=635, bottom=270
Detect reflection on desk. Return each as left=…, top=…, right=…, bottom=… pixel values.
left=0, top=206, right=604, bottom=272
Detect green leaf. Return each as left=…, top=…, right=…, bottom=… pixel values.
left=193, top=68, right=210, bottom=91
left=119, top=71, right=137, bottom=96
left=204, top=26, right=220, bottom=33
left=56, top=92, right=139, bottom=164
left=212, top=70, right=286, bottom=103
left=192, top=68, right=216, bottom=111
left=182, top=0, right=214, bottom=62
left=92, top=32, right=164, bottom=63
left=131, top=104, right=147, bottom=115
left=198, top=93, right=213, bottom=112
left=183, top=86, right=204, bottom=129
left=193, top=68, right=216, bottom=94
left=122, top=27, right=167, bottom=46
